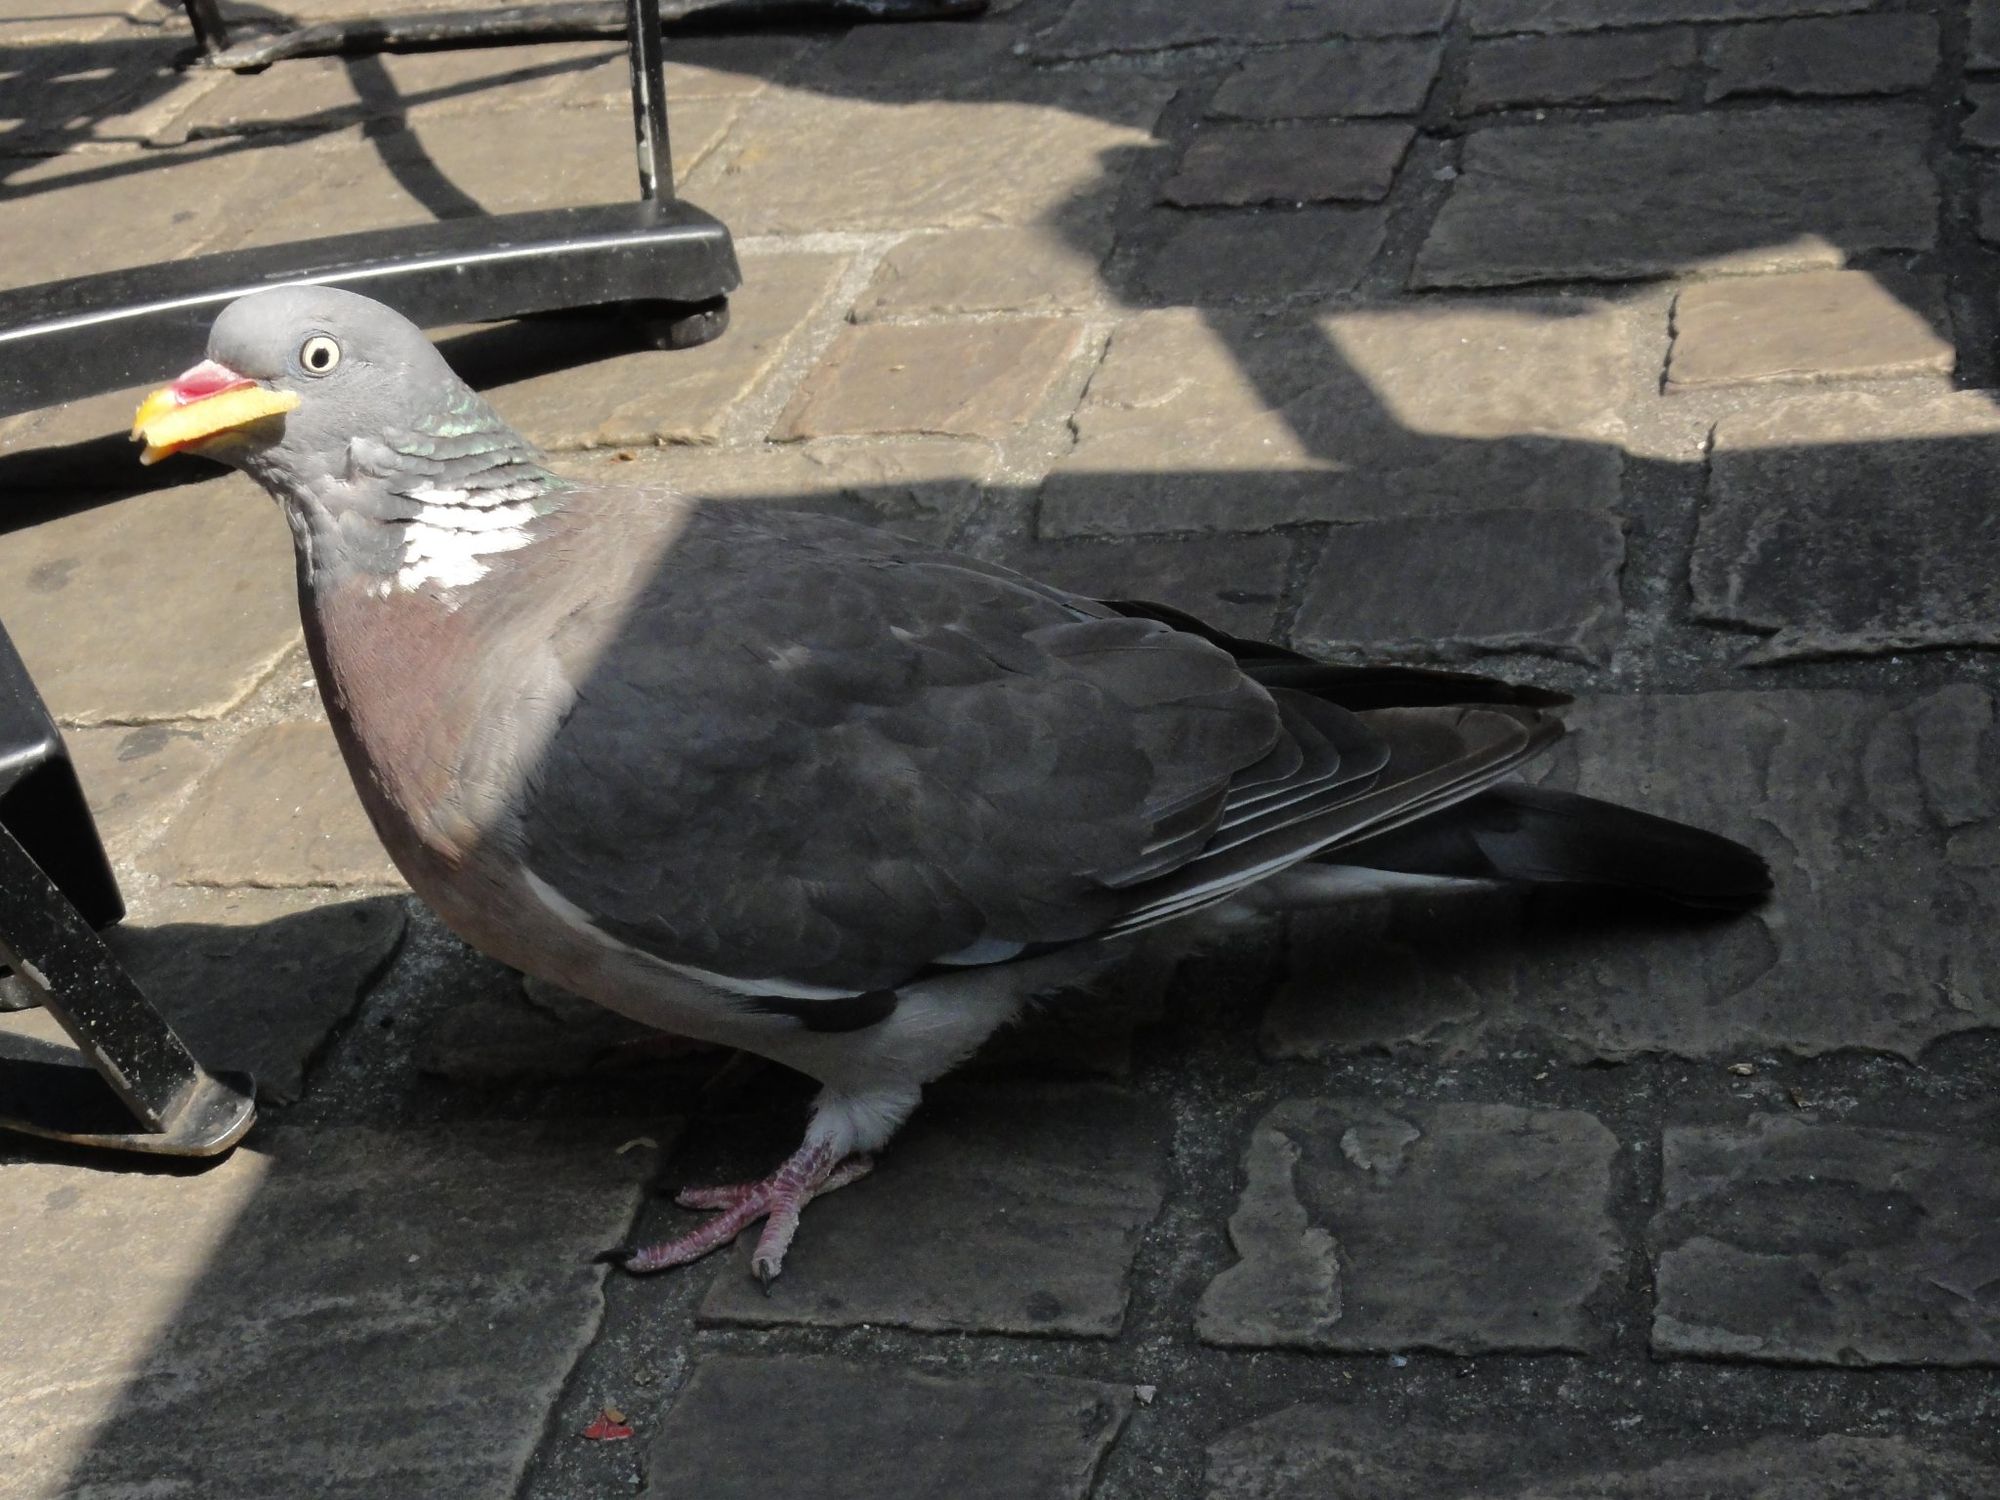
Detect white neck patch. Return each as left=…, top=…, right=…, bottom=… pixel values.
left=395, top=483, right=541, bottom=596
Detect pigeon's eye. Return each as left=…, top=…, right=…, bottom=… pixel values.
left=299, top=335, right=342, bottom=375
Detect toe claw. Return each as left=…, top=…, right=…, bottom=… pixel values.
left=754, top=1257, right=779, bottom=1293
left=593, top=1245, right=636, bottom=1267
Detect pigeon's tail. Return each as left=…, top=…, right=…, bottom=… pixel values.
left=1330, top=783, right=1773, bottom=912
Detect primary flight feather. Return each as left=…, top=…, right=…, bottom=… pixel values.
left=134, top=286, right=1769, bottom=1284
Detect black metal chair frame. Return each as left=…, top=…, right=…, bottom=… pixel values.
left=0, top=0, right=752, bottom=421
left=0, top=623, right=258, bottom=1156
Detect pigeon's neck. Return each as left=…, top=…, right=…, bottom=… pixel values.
left=375, top=460, right=572, bottom=601
left=280, top=390, right=575, bottom=603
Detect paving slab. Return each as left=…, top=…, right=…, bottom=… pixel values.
left=855, top=227, right=1108, bottom=320
left=699, top=1081, right=1166, bottom=1336
left=165, top=41, right=625, bottom=140
left=1198, top=1098, right=1620, bottom=1352
left=389, top=97, right=739, bottom=216
left=1266, top=688, right=2000, bottom=1063
left=1979, top=0, right=2000, bottom=70
left=644, top=1356, right=1128, bottom=1500
left=1128, top=207, right=1387, bottom=307
left=0, top=1121, right=649, bottom=1499
left=1964, top=82, right=2000, bottom=151
left=1703, top=14, right=1938, bottom=101
left=416, top=987, right=654, bottom=1083
left=151, top=717, right=401, bottom=889
left=0, top=475, right=298, bottom=724
left=202, top=99, right=736, bottom=256
left=1695, top=390, right=2000, bottom=660
left=1414, top=106, right=1935, bottom=287
left=0, top=376, right=166, bottom=492
left=1039, top=302, right=1626, bottom=538
left=0, top=0, right=123, bottom=43
left=1209, top=40, right=1443, bottom=121
left=1034, top=0, right=1454, bottom=58
left=65, top=722, right=218, bottom=863
left=98, top=886, right=406, bottom=1102
left=1652, top=1115, right=2000, bottom=1365
left=133, top=100, right=724, bottom=263
left=1460, top=30, right=1695, bottom=112
left=1, top=31, right=198, bottom=151
left=0, top=140, right=332, bottom=288
left=795, top=14, right=1037, bottom=99
left=236, top=0, right=473, bottom=17
left=1205, top=1420, right=2000, bottom=1498
left=680, top=77, right=1170, bottom=234
left=474, top=250, right=849, bottom=449
left=1980, top=163, right=2000, bottom=245
left=589, top=439, right=997, bottom=547
left=1162, top=122, right=1414, bottom=207
left=164, top=32, right=790, bottom=141
left=198, top=124, right=455, bottom=245
left=775, top=317, right=1086, bottom=441
left=1293, top=507, right=1625, bottom=664
left=1666, top=270, right=1953, bottom=390
left=979, top=531, right=1297, bottom=638
left=1465, top=0, right=1871, bottom=33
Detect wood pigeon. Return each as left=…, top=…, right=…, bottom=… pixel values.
left=132, top=287, right=1769, bottom=1284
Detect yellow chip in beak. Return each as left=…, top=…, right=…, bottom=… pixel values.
left=132, top=382, right=301, bottom=466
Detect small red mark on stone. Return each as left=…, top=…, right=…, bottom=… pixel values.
left=583, top=1408, right=634, bottom=1441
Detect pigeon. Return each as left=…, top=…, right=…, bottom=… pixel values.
left=132, top=286, right=1771, bottom=1284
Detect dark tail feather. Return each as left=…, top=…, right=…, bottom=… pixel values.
left=1335, top=783, right=1773, bottom=912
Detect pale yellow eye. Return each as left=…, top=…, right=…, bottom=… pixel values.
left=299, top=334, right=341, bottom=375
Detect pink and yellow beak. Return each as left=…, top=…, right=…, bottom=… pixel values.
left=131, top=360, right=300, bottom=466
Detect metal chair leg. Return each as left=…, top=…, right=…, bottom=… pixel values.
left=0, top=826, right=256, bottom=1156
left=0, top=624, right=254, bottom=1157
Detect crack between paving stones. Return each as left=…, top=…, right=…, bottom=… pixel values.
left=280, top=891, right=418, bottom=1114
left=511, top=1256, right=635, bottom=1500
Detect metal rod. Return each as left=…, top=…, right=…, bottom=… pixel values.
left=627, top=0, right=673, bottom=201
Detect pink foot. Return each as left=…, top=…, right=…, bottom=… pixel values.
left=615, top=1140, right=873, bottom=1286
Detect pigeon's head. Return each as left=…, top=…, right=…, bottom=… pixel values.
left=131, top=286, right=467, bottom=488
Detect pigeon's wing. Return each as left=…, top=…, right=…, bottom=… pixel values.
left=515, top=502, right=1279, bottom=994
left=512, top=502, right=1556, bottom=998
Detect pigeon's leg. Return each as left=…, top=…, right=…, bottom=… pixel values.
left=616, top=1085, right=916, bottom=1284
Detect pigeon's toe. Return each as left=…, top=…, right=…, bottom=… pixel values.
left=621, top=1142, right=872, bottom=1280
left=674, top=1180, right=759, bottom=1212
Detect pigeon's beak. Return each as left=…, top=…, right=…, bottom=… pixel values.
left=131, top=359, right=301, bottom=466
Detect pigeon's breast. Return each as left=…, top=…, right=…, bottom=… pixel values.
left=306, top=574, right=540, bottom=865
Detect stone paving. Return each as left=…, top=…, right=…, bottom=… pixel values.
left=5, top=0, right=2000, bottom=1495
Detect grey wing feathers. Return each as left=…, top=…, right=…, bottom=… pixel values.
left=518, top=502, right=1564, bottom=996
left=1100, top=702, right=1556, bottom=937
